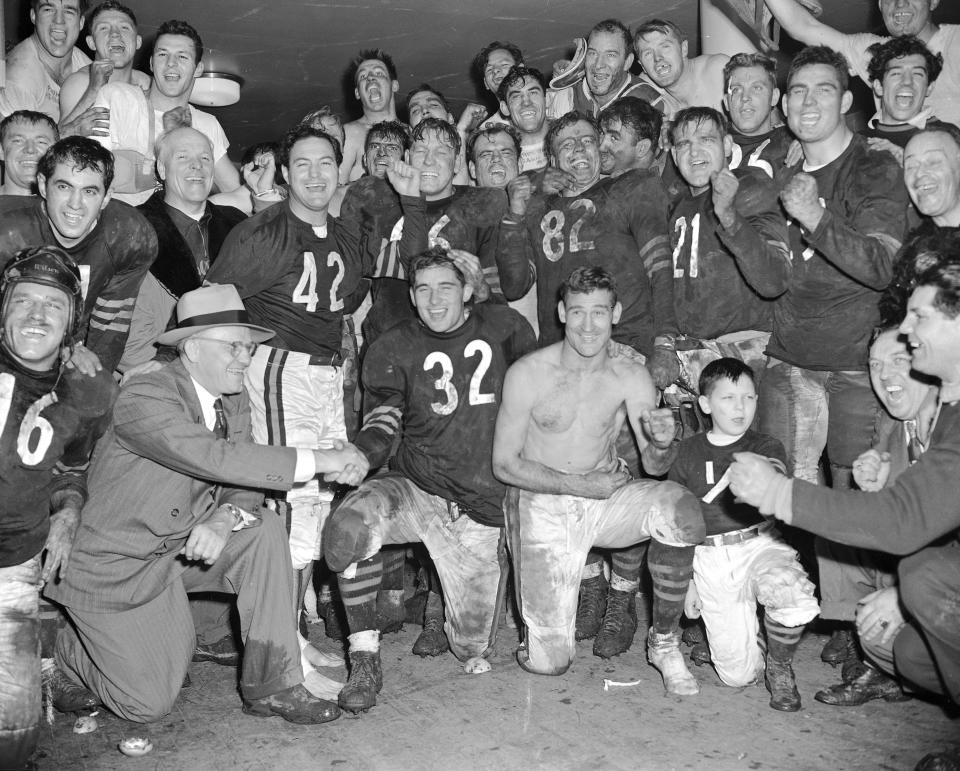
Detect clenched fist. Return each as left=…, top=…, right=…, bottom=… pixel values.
left=781, top=172, right=824, bottom=232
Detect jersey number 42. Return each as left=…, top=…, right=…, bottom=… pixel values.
left=292, top=251, right=346, bottom=312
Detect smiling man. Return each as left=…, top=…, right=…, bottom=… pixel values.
left=493, top=266, right=705, bottom=692
left=340, top=50, right=400, bottom=184
left=904, top=124, right=960, bottom=230
left=764, top=0, right=960, bottom=126
left=633, top=19, right=729, bottom=119
left=0, top=136, right=156, bottom=372
left=206, top=125, right=367, bottom=618
left=863, top=36, right=949, bottom=148
left=58, top=1, right=150, bottom=141
left=0, top=246, right=115, bottom=769
left=728, top=249, right=960, bottom=768
left=0, top=0, right=90, bottom=123
left=547, top=19, right=651, bottom=120
left=324, top=247, right=535, bottom=713
left=0, top=110, right=59, bottom=196
left=598, top=95, right=661, bottom=177
left=498, top=66, right=551, bottom=173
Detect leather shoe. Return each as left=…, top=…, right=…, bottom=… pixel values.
left=815, top=665, right=910, bottom=706
left=242, top=683, right=341, bottom=724
left=48, top=667, right=101, bottom=713
left=820, top=627, right=857, bottom=666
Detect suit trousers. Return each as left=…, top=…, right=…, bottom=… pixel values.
left=54, top=510, right=302, bottom=723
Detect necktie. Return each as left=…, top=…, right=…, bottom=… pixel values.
left=213, top=398, right=229, bottom=440
left=905, top=419, right=921, bottom=465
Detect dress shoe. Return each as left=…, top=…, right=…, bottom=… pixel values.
left=815, top=665, right=910, bottom=706
left=242, top=683, right=341, bottom=724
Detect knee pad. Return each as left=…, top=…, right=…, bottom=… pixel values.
left=323, top=506, right=372, bottom=573
left=664, top=482, right=707, bottom=545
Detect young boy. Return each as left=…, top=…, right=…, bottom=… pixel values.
left=668, top=358, right=819, bottom=711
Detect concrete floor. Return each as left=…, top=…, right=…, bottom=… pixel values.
left=35, top=619, right=959, bottom=771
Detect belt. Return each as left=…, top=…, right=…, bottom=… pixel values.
left=308, top=351, right=343, bottom=367
left=701, top=523, right=770, bottom=547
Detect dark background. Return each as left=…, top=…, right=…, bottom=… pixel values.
left=5, top=0, right=960, bottom=160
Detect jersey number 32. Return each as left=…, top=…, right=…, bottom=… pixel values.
left=423, top=341, right=495, bottom=416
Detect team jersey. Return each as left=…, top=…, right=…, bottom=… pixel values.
left=669, top=168, right=789, bottom=339
left=207, top=200, right=365, bottom=358
left=0, top=349, right=116, bottom=567
left=0, top=198, right=157, bottom=373
left=355, top=303, right=536, bottom=527
left=339, top=178, right=507, bottom=341
left=498, top=168, right=676, bottom=356
left=730, top=126, right=794, bottom=179
left=768, top=134, right=907, bottom=371
left=669, top=429, right=786, bottom=536
left=860, top=117, right=955, bottom=150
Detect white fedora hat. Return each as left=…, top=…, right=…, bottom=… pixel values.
left=156, top=284, right=275, bottom=346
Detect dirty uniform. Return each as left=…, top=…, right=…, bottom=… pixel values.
left=0, top=357, right=114, bottom=770
left=325, top=304, right=535, bottom=658
left=665, top=167, right=789, bottom=402
left=669, top=430, right=818, bottom=686
left=497, top=168, right=676, bottom=358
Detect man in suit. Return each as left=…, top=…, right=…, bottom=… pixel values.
left=45, top=284, right=368, bottom=725
left=120, top=125, right=245, bottom=372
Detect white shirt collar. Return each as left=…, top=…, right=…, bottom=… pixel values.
left=190, top=376, right=220, bottom=431
left=867, top=107, right=934, bottom=130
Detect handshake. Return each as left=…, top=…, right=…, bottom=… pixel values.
left=314, top=440, right=370, bottom=487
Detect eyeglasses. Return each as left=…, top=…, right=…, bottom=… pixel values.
left=192, top=337, right=258, bottom=358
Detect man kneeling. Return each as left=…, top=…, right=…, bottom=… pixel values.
left=492, top=267, right=705, bottom=694
left=323, top=247, right=536, bottom=713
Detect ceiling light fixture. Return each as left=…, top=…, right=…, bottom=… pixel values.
left=190, top=71, right=243, bottom=107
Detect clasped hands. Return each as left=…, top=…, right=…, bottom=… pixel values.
left=321, top=439, right=370, bottom=486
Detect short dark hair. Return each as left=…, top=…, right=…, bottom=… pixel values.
left=545, top=110, right=600, bottom=162
left=880, top=229, right=960, bottom=325
left=699, top=357, right=756, bottom=397
left=365, top=120, right=411, bottom=153
left=787, top=45, right=849, bottom=93
left=404, top=83, right=450, bottom=115
left=350, top=49, right=398, bottom=84
left=723, top=52, right=778, bottom=91
left=634, top=19, right=686, bottom=47
left=473, top=41, right=524, bottom=80
left=560, top=266, right=618, bottom=306
left=410, top=117, right=461, bottom=157
left=0, top=110, right=59, bottom=144
left=88, top=0, right=136, bottom=29
left=588, top=18, right=633, bottom=54
left=409, top=247, right=466, bottom=287
left=466, top=124, right=521, bottom=163
left=497, top=65, right=547, bottom=104
left=279, top=124, right=343, bottom=169
left=154, top=19, right=203, bottom=64
left=31, top=0, right=88, bottom=14
left=867, top=36, right=944, bottom=85
left=37, top=136, right=114, bottom=191
left=669, top=106, right=729, bottom=145
left=599, top=96, right=662, bottom=147
left=916, top=258, right=960, bottom=319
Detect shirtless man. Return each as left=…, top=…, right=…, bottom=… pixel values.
left=633, top=19, right=729, bottom=119
left=492, top=266, right=706, bottom=694
left=58, top=1, right=149, bottom=139
left=340, top=50, right=400, bottom=184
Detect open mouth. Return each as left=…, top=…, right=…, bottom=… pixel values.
left=19, top=326, right=50, bottom=339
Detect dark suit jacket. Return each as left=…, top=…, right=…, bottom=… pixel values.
left=139, top=191, right=246, bottom=298
left=46, top=359, right=299, bottom=613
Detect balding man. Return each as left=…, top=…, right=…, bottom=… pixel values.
left=120, top=126, right=245, bottom=373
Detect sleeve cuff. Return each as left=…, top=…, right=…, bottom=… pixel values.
left=294, top=448, right=317, bottom=483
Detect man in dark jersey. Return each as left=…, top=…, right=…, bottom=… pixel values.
left=498, top=110, right=679, bottom=383
left=323, top=247, right=536, bottom=714
left=723, top=53, right=794, bottom=178
left=0, top=136, right=156, bottom=372
left=598, top=96, right=661, bottom=178
left=862, top=36, right=949, bottom=150
left=747, top=46, right=906, bottom=490
left=205, top=124, right=369, bottom=628
left=0, top=246, right=115, bottom=769
left=666, top=106, right=790, bottom=400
